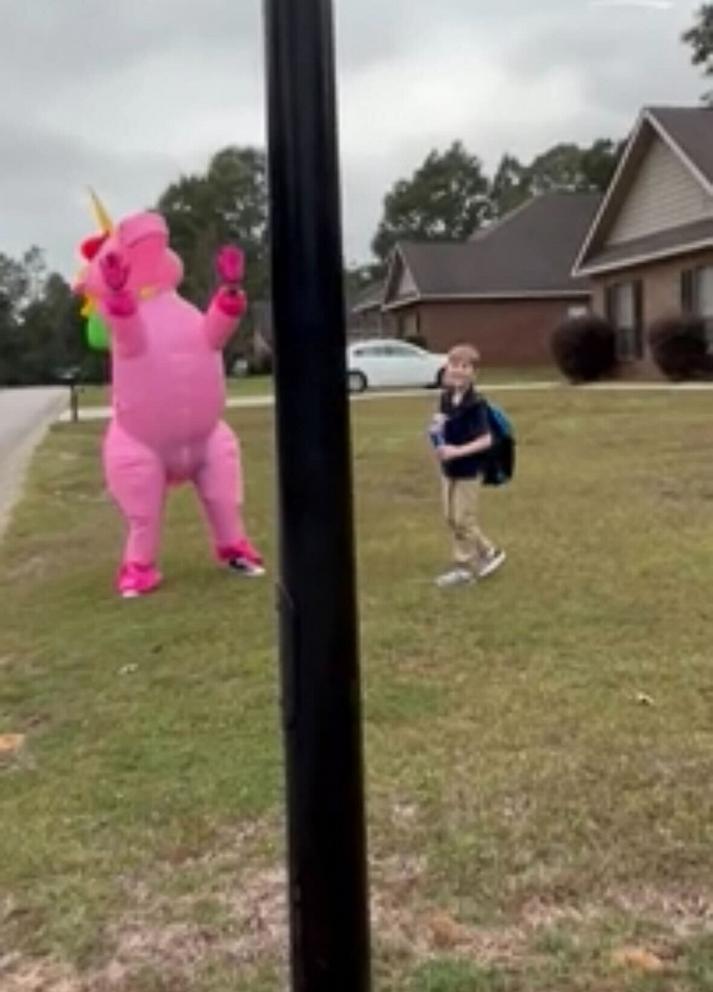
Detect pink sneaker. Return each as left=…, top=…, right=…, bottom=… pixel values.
left=117, top=562, right=162, bottom=598
left=219, top=539, right=265, bottom=578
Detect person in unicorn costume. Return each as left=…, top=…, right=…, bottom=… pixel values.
left=74, top=193, right=264, bottom=597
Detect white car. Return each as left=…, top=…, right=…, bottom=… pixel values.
left=346, top=339, right=447, bottom=393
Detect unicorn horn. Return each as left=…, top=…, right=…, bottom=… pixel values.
left=87, top=187, right=114, bottom=233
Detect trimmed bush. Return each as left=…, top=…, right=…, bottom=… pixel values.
left=648, top=315, right=712, bottom=381
left=551, top=315, right=617, bottom=383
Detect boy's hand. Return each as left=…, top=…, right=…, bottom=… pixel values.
left=438, top=444, right=461, bottom=462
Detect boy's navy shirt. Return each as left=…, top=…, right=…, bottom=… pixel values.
left=439, top=386, right=490, bottom=479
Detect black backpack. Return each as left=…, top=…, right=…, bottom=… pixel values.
left=481, top=400, right=515, bottom=486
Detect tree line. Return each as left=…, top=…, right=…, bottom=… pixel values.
left=3, top=4, right=712, bottom=386
left=0, top=138, right=624, bottom=385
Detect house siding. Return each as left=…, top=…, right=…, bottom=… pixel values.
left=607, top=136, right=713, bottom=246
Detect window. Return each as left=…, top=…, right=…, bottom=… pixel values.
left=398, top=311, right=420, bottom=339
left=386, top=343, right=421, bottom=358
left=681, top=266, right=713, bottom=343
left=699, top=268, right=713, bottom=318
left=605, top=280, right=644, bottom=360
left=682, top=265, right=713, bottom=316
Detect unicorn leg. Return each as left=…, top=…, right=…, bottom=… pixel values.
left=104, top=422, right=166, bottom=596
left=194, top=421, right=264, bottom=575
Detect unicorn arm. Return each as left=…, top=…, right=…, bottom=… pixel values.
left=98, top=296, right=146, bottom=359
left=95, top=251, right=146, bottom=358
left=203, top=287, right=247, bottom=351
left=203, top=245, right=247, bottom=350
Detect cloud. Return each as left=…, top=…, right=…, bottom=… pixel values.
left=0, top=0, right=705, bottom=275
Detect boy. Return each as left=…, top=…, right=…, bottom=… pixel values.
left=430, top=344, right=506, bottom=588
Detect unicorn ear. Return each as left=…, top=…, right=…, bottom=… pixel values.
left=87, top=187, right=114, bottom=233
left=80, top=233, right=109, bottom=261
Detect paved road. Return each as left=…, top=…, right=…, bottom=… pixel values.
left=0, top=387, right=67, bottom=538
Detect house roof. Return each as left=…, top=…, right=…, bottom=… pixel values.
left=574, top=217, right=713, bottom=275
left=648, top=106, right=713, bottom=189
left=351, top=281, right=385, bottom=313
left=384, top=192, right=599, bottom=309
left=574, top=106, right=713, bottom=276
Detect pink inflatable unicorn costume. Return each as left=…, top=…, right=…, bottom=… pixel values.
left=74, top=198, right=264, bottom=597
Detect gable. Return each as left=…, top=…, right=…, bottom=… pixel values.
left=383, top=247, right=420, bottom=306
left=606, top=134, right=713, bottom=247
left=395, top=262, right=417, bottom=298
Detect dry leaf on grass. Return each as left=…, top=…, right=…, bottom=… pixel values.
left=427, top=911, right=468, bottom=950
left=612, top=946, right=665, bottom=973
left=0, top=734, right=25, bottom=757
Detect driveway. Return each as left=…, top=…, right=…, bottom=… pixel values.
left=0, top=387, right=67, bottom=538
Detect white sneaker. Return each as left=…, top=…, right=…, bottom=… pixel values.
left=478, top=548, right=506, bottom=579
left=228, top=556, right=266, bottom=578
left=226, top=539, right=266, bottom=578
left=435, top=567, right=474, bottom=588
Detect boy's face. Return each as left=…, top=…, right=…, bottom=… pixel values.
left=446, top=358, right=476, bottom=391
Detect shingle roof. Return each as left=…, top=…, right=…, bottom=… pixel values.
left=387, top=193, right=599, bottom=303
left=648, top=106, right=713, bottom=189
left=576, top=217, right=713, bottom=274
left=351, top=281, right=385, bottom=312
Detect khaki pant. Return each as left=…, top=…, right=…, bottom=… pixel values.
left=442, top=477, right=494, bottom=568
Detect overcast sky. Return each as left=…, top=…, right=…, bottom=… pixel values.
left=0, top=0, right=705, bottom=277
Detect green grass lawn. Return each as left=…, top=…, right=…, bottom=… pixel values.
left=2, top=389, right=713, bottom=990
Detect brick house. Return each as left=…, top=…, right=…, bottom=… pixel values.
left=373, top=193, right=599, bottom=365
left=573, top=106, right=713, bottom=375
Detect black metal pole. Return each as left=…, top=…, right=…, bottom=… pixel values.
left=262, top=1, right=371, bottom=991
